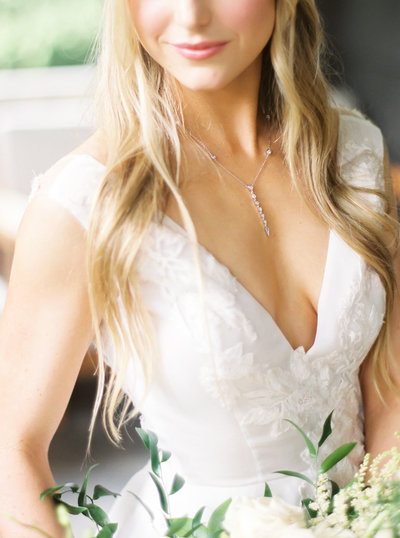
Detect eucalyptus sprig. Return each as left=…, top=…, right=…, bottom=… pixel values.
left=135, top=427, right=231, bottom=538
left=40, top=464, right=120, bottom=538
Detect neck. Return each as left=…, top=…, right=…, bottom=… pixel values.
left=176, top=57, right=267, bottom=158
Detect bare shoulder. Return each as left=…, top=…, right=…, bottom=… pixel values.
left=70, top=128, right=108, bottom=165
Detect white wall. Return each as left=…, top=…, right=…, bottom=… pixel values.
left=0, top=65, right=96, bottom=194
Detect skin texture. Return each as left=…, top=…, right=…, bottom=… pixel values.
left=0, top=1, right=399, bottom=535
left=130, top=0, right=329, bottom=353
left=0, top=158, right=94, bottom=536
left=129, top=0, right=275, bottom=92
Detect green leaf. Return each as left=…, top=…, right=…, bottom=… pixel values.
left=275, top=470, right=314, bottom=486
left=86, top=504, right=109, bottom=527
left=78, top=464, right=98, bottom=507
left=40, top=484, right=67, bottom=501
left=185, top=522, right=206, bottom=536
left=135, top=427, right=150, bottom=451
left=192, top=525, right=209, bottom=538
left=93, top=485, right=120, bottom=500
left=166, top=517, right=192, bottom=536
left=96, top=523, right=118, bottom=538
left=302, top=498, right=318, bottom=520
left=330, top=480, right=340, bottom=497
left=193, top=507, right=206, bottom=527
left=264, top=482, right=272, bottom=497
left=148, top=431, right=159, bottom=450
left=318, top=411, right=334, bottom=449
left=149, top=471, right=169, bottom=513
left=127, top=490, right=155, bottom=521
left=57, top=501, right=89, bottom=516
left=161, top=450, right=172, bottom=462
left=284, top=419, right=317, bottom=458
left=150, top=444, right=161, bottom=477
left=207, top=498, right=231, bottom=532
left=319, top=442, right=357, bottom=473
left=170, top=474, right=185, bottom=495
left=136, top=428, right=163, bottom=476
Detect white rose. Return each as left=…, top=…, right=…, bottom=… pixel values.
left=223, top=496, right=314, bottom=538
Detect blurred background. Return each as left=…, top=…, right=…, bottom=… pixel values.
left=0, top=0, right=399, bottom=535
left=317, top=0, right=400, bottom=197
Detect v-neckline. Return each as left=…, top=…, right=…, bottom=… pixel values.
left=70, top=153, right=333, bottom=356
left=160, top=213, right=333, bottom=356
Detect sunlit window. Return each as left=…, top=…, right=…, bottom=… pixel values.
left=0, top=0, right=103, bottom=69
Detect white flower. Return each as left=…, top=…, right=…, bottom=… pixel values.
left=312, top=519, right=356, bottom=537
left=223, top=496, right=314, bottom=538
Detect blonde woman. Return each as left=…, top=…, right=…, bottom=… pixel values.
left=0, top=0, right=399, bottom=536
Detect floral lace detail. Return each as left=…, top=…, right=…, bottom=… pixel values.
left=136, top=219, right=258, bottom=407
left=130, top=112, right=386, bottom=491
left=136, top=211, right=385, bottom=488
left=130, top=115, right=384, bottom=488
left=337, top=112, right=385, bottom=212
left=338, top=140, right=385, bottom=212
left=283, top=264, right=383, bottom=486
left=196, top=257, right=383, bottom=487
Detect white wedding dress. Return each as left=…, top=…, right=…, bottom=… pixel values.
left=31, top=111, right=387, bottom=536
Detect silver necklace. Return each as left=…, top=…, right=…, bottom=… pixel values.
left=187, top=114, right=273, bottom=237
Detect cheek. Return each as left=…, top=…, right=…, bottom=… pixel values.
left=128, top=0, right=170, bottom=43
left=220, top=0, right=275, bottom=33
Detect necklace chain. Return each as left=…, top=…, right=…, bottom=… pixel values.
left=187, top=114, right=273, bottom=237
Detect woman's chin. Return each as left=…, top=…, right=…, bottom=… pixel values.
left=175, top=74, right=237, bottom=93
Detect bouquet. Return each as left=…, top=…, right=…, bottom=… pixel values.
left=33, top=412, right=400, bottom=537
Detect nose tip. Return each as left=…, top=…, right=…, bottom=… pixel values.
left=175, top=0, right=212, bottom=28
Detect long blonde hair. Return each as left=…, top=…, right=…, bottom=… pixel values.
left=87, top=0, right=398, bottom=443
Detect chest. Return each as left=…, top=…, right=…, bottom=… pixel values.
left=164, top=151, right=330, bottom=352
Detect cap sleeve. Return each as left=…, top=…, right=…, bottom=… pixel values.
left=337, top=110, right=385, bottom=212
left=29, top=154, right=106, bottom=230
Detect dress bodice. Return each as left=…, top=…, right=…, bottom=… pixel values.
left=30, top=110, right=387, bottom=536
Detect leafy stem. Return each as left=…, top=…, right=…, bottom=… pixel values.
left=264, top=410, right=357, bottom=520
left=135, top=426, right=231, bottom=538
left=40, top=466, right=120, bottom=538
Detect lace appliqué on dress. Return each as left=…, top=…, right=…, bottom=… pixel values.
left=136, top=220, right=259, bottom=410
left=133, top=112, right=387, bottom=489
left=338, top=140, right=385, bottom=212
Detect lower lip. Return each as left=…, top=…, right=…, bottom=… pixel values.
left=172, top=43, right=227, bottom=60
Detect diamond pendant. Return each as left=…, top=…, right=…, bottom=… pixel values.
left=247, top=185, right=270, bottom=237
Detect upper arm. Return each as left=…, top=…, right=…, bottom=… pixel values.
left=0, top=176, right=94, bottom=455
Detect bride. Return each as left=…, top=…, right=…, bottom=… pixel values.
left=1, top=0, right=399, bottom=536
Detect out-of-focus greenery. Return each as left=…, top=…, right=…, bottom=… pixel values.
left=0, top=0, right=103, bottom=69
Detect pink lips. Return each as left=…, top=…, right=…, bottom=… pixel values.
left=171, top=41, right=228, bottom=60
